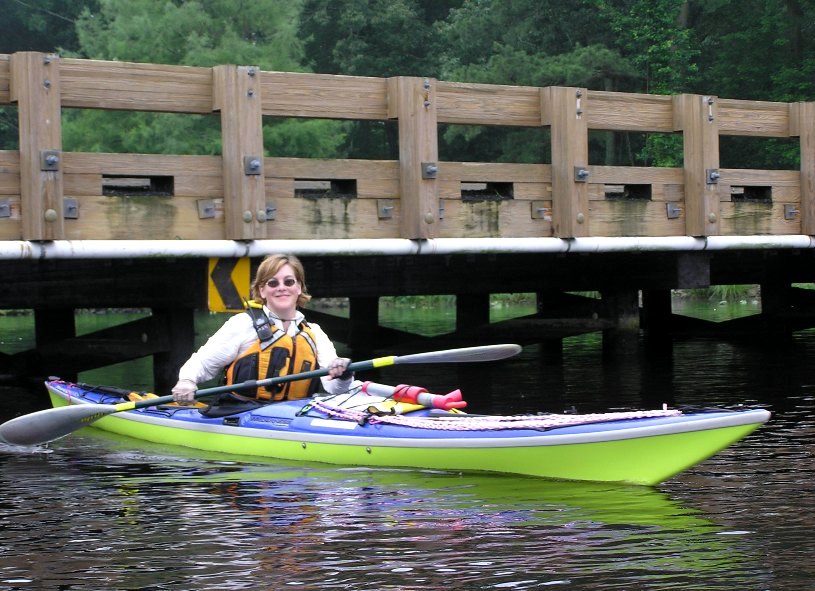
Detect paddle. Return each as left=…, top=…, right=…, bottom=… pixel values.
left=0, top=343, right=521, bottom=446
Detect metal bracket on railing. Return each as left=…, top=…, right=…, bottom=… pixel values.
left=421, top=162, right=438, bottom=179
left=531, top=201, right=551, bottom=220
left=706, top=169, right=720, bottom=184
left=784, top=204, right=799, bottom=220
left=63, top=198, right=79, bottom=219
left=243, top=156, right=262, bottom=175
left=197, top=199, right=216, bottom=219
left=574, top=166, right=590, bottom=182
left=265, top=202, right=277, bottom=221
left=666, top=203, right=682, bottom=219
left=0, top=199, right=10, bottom=218
left=377, top=199, right=394, bottom=219
left=40, top=150, right=60, bottom=171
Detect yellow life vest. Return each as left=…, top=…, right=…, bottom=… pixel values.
left=225, top=304, right=320, bottom=401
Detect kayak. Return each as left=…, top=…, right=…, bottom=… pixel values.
left=42, top=378, right=769, bottom=486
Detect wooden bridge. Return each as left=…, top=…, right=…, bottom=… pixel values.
left=2, top=51, right=815, bottom=391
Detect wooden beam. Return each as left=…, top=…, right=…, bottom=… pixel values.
left=387, top=76, right=439, bottom=239
left=791, top=101, right=815, bottom=235
left=543, top=86, right=590, bottom=237
left=10, top=52, right=64, bottom=240
left=674, top=94, right=720, bottom=236
left=212, top=65, right=266, bottom=239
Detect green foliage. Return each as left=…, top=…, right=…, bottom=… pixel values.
left=595, top=0, right=700, bottom=94
left=0, top=0, right=97, bottom=54
left=4, top=0, right=815, bottom=168
left=300, top=0, right=451, bottom=76
left=684, top=285, right=757, bottom=301
left=62, top=0, right=334, bottom=156
left=73, top=0, right=304, bottom=70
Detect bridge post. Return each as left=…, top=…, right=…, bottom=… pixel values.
left=791, top=101, right=815, bottom=234
left=10, top=52, right=64, bottom=240
left=212, top=65, right=266, bottom=240
left=542, top=86, right=590, bottom=238
left=151, top=307, right=196, bottom=394
left=387, top=76, right=439, bottom=239
left=601, top=288, right=640, bottom=357
left=674, top=94, right=721, bottom=237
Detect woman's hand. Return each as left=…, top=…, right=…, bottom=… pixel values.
left=172, top=379, right=198, bottom=404
left=327, top=358, right=353, bottom=380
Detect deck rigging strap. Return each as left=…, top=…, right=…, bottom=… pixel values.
left=309, top=399, right=682, bottom=431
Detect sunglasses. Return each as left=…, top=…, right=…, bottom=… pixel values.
left=266, top=277, right=297, bottom=288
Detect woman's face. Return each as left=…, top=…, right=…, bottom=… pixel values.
left=260, top=263, right=302, bottom=314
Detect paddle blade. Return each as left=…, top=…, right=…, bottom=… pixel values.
left=394, top=344, right=521, bottom=365
left=0, top=404, right=115, bottom=446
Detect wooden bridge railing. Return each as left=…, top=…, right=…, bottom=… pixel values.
left=1, top=51, right=813, bottom=243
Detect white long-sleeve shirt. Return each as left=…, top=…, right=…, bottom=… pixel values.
left=178, top=307, right=352, bottom=395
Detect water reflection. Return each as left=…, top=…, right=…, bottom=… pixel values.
left=0, top=427, right=775, bottom=591
left=1, top=306, right=813, bottom=589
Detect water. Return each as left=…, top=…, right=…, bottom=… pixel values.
left=1, top=301, right=813, bottom=590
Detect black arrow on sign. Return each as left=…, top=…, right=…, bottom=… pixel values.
left=210, top=258, right=243, bottom=310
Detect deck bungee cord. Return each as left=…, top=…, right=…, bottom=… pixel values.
left=306, top=392, right=683, bottom=432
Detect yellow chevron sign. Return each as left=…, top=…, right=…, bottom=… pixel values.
left=208, top=257, right=251, bottom=312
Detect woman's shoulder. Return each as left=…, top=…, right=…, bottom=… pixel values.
left=212, top=310, right=254, bottom=335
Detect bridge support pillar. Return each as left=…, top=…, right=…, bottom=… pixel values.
left=456, top=293, right=490, bottom=329
left=760, top=281, right=794, bottom=337
left=349, top=297, right=379, bottom=357
left=601, top=289, right=640, bottom=357
left=151, top=307, right=196, bottom=394
left=34, top=307, right=77, bottom=382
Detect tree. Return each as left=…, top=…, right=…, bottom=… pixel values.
left=434, top=0, right=639, bottom=164
left=0, top=0, right=97, bottom=54
left=299, top=0, right=461, bottom=159
left=0, top=0, right=99, bottom=149
left=63, top=0, right=346, bottom=158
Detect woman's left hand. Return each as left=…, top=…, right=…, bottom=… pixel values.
left=327, top=357, right=353, bottom=380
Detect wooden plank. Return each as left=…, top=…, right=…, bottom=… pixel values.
left=437, top=199, right=552, bottom=238
left=791, top=102, right=815, bottom=234
left=0, top=152, right=20, bottom=194
left=11, top=52, right=64, bottom=240
left=441, top=162, right=551, bottom=183
left=61, top=194, right=225, bottom=240
left=0, top=173, right=18, bottom=195
left=510, top=182, right=551, bottom=200
left=586, top=91, right=675, bottom=132
left=719, top=202, right=799, bottom=235
left=357, top=177, right=398, bottom=199
left=717, top=98, right=790, bottom=137
left=213, top=65, right=266, bottom=239
left=544, top=86, right=590, bottom=237
left=675, top=94, right=720, bottom=236
left=63, top=152, right=221, bottom=175
left=719, top=168, right=799, bottom=185
left=270, top=194, right=397, bottom=239
left=174, top=174, right=224, bottom=198
left=261, top=71, right=387, bottom=120
left=59, top=58, right=214, bottom=114
left=436, top=81, right=542, bottom=126
left=0, top=54, right=9, bottom=104
left=588, top=166, right=683, bottom=185
left=590, top=201, right=685, bottom=237
left=63, top=173, right=101, bottom=196
left=266, top=157, right=398, bottom=179
left=388, top=76, right=439, bottom=238
left=0, top=194, right=22, bottom=239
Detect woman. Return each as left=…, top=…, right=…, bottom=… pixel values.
left=172, top=254, right=352, bottom=404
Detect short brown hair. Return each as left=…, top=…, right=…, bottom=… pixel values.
left=250, top=254, right=312, bottom=307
